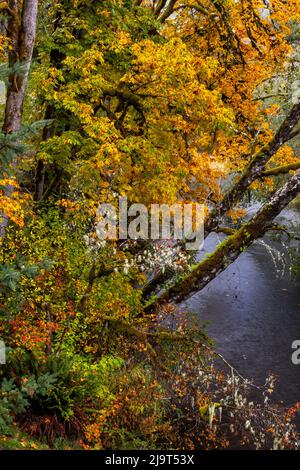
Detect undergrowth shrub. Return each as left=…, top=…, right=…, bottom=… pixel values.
left=0, top=348, right=124, bottom=445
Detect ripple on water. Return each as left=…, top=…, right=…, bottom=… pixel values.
left=182, top=209, right=300, bottom=406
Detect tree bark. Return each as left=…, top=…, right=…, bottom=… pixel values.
left=145, top=170, right=300, bottom=309
left=157, top=0, right=177, bottom=22
left=3, top=0, right=39, bottom=133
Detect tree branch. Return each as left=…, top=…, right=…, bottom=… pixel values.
left=205, top=101, right=300, bottom=235
left=261, top=161, right=300, bottom=177
left=158, top=0, right=178, bottom=22
left=145, top=170, right=300, bottom=308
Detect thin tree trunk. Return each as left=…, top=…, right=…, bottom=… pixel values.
left=145, top=170, right=300, bottom=309
left=1, top=0, right=38, bottom=237
left=34, top=105, right=55, bottom=201
left=34, top=10, right=66, bottom=202
left=3, top=0, right=39, bottom=133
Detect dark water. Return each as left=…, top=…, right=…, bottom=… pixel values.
left=183, top=209, right=300, bottom=406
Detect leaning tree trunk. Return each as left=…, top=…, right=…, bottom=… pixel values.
left=143, top=101, right=300, bottom=295
left=145, top=170, right=300, bottom=309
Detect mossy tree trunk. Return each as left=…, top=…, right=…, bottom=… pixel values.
left=145, top=170, right=300, bottom=309
left=143, top=101, right=300, bottom=298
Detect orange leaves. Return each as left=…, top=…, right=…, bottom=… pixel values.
left=0, top=180, right=31, bottom=231
left=287, top=402, right=300, bottom=418
left=58, top=198, right=83, bottom=212
left=110, top=31, right=132, bottom=52
left=83, top=367, right=166, bottom=449
left=0, top=198, right=21, bottom=225
left=124, top=37, right=230, bottom=129
left=32, top=0, right=300, bottom=211
left=268, top=145, right=298, bottom=169
left=8, top=316, right=56, bottom=353
left=227, top=207, right=247, bottom=223
left=270, top=0, right=300, bottom=27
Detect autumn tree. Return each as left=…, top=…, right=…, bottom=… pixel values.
left=1, top=0, right=300, bottom=450
left=1, top=0, right=300, bottom=309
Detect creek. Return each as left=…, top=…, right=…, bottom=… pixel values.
left=183, top=207, right=300, bottom=406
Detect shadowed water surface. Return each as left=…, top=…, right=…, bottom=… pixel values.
left=183, top=209, right=300, bottom=405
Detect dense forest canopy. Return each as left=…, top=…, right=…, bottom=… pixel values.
left=0, top=0, right=300, bottom=451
